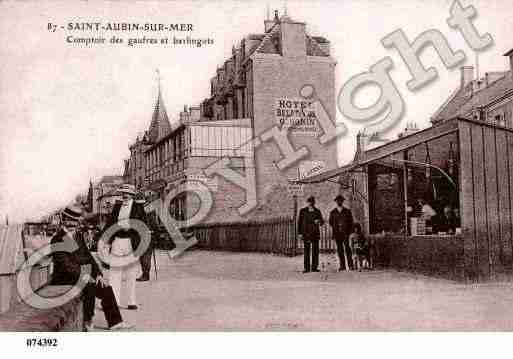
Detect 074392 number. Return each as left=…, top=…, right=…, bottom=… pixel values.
left=26, top=338, right=58, bottom=347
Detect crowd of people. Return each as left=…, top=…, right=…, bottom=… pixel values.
left=298, top=194, right=371, bottom=273
left=49, top=187, right=373, bottom=330
left=49, top=184, right=154, bottom=331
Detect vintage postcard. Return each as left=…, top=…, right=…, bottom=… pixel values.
left=1, top=0, right=513, bottom=350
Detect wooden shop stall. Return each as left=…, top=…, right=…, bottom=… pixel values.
left=298, top=117, right=513, bottom=282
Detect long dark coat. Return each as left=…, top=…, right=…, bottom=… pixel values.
left=297, top=206, right=324, bottom=241
left=50, top=228, right=101, bottom=285
left=328, top=207, right=354, bottom=240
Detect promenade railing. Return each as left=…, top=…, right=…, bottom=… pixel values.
left=191, top=217, right=336, bottom=256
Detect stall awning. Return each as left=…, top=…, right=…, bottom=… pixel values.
left=296, top=162, right=362, bottom=184
left=297, top=119, right=460, bottom=185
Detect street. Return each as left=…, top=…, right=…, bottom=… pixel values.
left=93, top=250, right=513, bottom=331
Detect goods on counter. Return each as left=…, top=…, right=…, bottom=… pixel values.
left=410, top=217, right=426, bottom=236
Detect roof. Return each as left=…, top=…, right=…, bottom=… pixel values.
left=432, top=71, right=513, bottom=122
left=190, top=118, right=252, bottom=127
left=312, top=36, right=328, bottom=44
left=255, top=25, right=281, bottom=55
left=431, top=83, right=471, bottom=122
left=455, top=72, right=513, bottom=117
left=243, top=18, right=330, bottom=64
left=99, top=175, right=123, bottom=184
left=296, top=163, right=361, bottom=184
left=306, top=35, right=329, bottom=57
left=97, top=188, right=121, bottom=200
left=147, top=84, right=172, bottom=143
left=298, top=118, right=461, bottom=184
left=145, top=121, right=186, bottom=151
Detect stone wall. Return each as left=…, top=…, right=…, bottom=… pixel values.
left=0, top=285, right=82, bottom=331
left=0, top=264, right=50, bottom=314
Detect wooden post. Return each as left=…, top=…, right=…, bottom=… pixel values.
left=292, top=167, right=300, bottom=256
left=403, top=150, right=409, bottom=238
left=293, top=194, right=298, bottom=256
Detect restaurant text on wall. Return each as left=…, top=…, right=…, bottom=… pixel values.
left=275, top=98, right=320, bottom=136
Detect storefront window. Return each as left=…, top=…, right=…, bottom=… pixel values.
left=367, top=132, right=460, bottom=236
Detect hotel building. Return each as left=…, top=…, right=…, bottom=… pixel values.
left=125, top=10, right=340, bottom=224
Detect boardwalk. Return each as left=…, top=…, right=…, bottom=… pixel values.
left=93, top=250, right=513, bottom=331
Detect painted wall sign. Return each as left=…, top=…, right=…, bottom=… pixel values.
left=275, top=98, right=320, bottom=136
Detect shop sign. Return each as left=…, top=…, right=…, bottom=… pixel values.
left=299, top=160, right=326, bottom=180
left=287, top=183, right=304, bottom=196
left=187, top=173, right=218, bottom=192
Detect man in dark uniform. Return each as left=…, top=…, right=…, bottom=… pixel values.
left=50, top=205, right=132, bottom=331
left=328, top=195, right=354, bottom=271
left=134, top=192, right=153, bottom=282
left=297, top=196, right=325, bottom=273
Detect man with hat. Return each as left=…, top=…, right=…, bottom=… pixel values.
left=297, top=196, right=325, bottom=273
left=329, top=195, right=354, bottom=271
left=50, top=204, right=132, bottom=331
left=102, top=184, right=149, bottom=309
left=134, top=190, right=153, bottom=282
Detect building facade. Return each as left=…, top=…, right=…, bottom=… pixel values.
left=298, top=48, right=513, bottom=281
left=431, top=50, right=513, bottom=128
left=125, top=10, right=341, bottom=224
left=92, top=175, right=124, bottom=216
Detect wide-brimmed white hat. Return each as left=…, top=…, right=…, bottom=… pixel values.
left=117, top=184, right=136, bottom=196
left=61, top=204, right=84, bottom=222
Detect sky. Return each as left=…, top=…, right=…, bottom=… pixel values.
left=1, top=0, right=512, bottom=223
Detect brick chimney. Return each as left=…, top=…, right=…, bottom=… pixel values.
left=280, top=16, right=307, bottom=59
left=504, top=48, right=513, bottom=72
left=354, top=131, right=369, bottom=161
left=460, top=66, right=474, bottom=89
left=485, top=71, right=506, bottom=87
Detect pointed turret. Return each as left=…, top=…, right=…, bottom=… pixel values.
left=147, top=69, right=172, bottom=143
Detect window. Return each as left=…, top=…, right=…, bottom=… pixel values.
left=495, top=114, right=506, bottom=127
left=233, top=94, right=238, bottom=118
left=241, top=90, right=246, bottom=118
left=174, top=137, right=178, bottom=162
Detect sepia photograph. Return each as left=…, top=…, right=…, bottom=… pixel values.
left=1, top=0, right=513, bottom=354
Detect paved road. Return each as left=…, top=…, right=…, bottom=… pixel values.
left=93, top=250, right=513, bottom=331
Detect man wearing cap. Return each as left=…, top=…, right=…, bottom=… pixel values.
left=50, top=204, right=132, bottom=331
left=103, top=184, right=149, bottom=309
left=329, top=195, right=354, bottom=271
left=297, top=196, right=325, bottom=273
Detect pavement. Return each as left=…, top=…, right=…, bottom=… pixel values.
left=93, top=250, right=513, bottom=331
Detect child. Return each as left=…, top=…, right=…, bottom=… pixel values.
left=349, top=223, right=370, bottom=271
